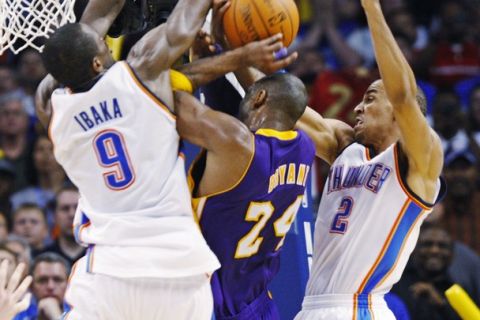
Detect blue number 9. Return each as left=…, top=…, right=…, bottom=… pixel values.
left=330, top=197, right=354, bottom=234
left=94, top=130, right=135, bottom=190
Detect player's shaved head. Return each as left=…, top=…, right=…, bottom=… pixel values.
left=42, top=23, right=100, bottom=88
left=242, top=73, right=308, bottom=127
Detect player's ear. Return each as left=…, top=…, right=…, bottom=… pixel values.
left=92, top=57, right=104, bottom=74
left=253, top=90, right=267, bottom=109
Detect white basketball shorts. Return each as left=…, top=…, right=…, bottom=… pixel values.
left=294, top=294, right=396, bottom=320
left=62, top=256, right=213, bottom=320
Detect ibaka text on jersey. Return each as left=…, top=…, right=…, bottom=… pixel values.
left=327, top=163, right=392, bottom=194
left=73, top=98, right=123, bottom=131
left=268, top=163, right=311, bottom=194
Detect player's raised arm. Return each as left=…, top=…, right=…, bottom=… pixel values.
left=178, top=33, right=297, bottom=91
left=80, top=0, right=126, bottom=37
left=296, top=108, right=354, bottom=164
left=127, top=0, right=212, bottom=80
left=174, top=90, right=252, bottom=158
left=361, top=0, right=443, bottom=196
left=36, top=0, right=126, bottom=129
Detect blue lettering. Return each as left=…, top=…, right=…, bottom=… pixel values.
left=375, top=167, right=391, bottom=192
left=100, top=101, right=113, bottom=120
left=74, top=115, right=87, bottom=131
left=91, top=106, right=104, bottom=125
left=113, top=98, right=122, bottom=118
left=80, top=112, right=94, bottom=129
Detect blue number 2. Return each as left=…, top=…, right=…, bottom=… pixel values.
left=93, top=130, right=135, bottom=190
left=330, top=197, right=354, bottom=234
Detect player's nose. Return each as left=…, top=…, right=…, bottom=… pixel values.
left=354, top=103, right=364, bottom=114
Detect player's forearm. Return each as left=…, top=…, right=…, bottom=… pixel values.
left=178, top=47, right=252, bottom=90
left=362, top=1, right=417, bottom=106
left=80, top=0, right=125, bottom=37
left=35, top=75, right=59, bottom=129
left=295, top=107, right=338, bottom=164
left=164, top=0, right=212, bottom=61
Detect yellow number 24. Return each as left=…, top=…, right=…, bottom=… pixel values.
left=234, top=196, right=303, bottom=259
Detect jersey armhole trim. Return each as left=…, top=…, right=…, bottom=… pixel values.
left=122, top=62, right=176, bottom=121
left=393, top=143, right=434, bottom=210
left=193, top=133, right=256, bottom=200
left=336, top=141, right=356, bottom=158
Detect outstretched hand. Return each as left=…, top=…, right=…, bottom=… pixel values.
left=0, top=261, right=32, bottom=320
left=243, top=34, right=298, bottom=74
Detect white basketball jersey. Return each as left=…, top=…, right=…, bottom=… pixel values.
left=306, top=143, right=443, bottom=298
left=49, top=62, right=219, bottom=278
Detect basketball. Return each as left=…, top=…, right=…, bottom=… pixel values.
left=223, top=0, right=300, bottom=48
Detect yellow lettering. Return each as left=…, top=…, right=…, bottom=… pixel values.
left=287, top=163, right=296, bottom=184
left=268, top=171, right=278, bottom=193
left=278, top=165, right=286, bottom=185
left=297, top=164, right=306, bottom=186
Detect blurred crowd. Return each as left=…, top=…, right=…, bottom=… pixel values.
left=0, top=0, right=478, bottom=319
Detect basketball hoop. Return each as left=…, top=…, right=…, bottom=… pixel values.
left=0, top=0, right=76, bottom=55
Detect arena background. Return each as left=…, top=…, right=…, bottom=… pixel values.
left=0, top=0, right=479, bottom=319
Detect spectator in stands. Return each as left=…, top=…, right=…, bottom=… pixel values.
left=0, top=243, right=18, bottom=279
left=12, top=204, right=49, bottom=256
left=17, top=49, right=47, bottom=97
left=441, top=152, right=480, bottom=254
left=0, top=66, right=19, bottom=95
left=11, top=134, right=66, bottom=222
left=6, top=235, right=32, bottom=279
left=392, top=225, right=462, bottom=320
left=15, top=253, right=69, bottom=320
left=41, top=186, right=85, bottom=265
left=418, top=0, right=480, bottom=88
left=0, top=159, right=15, bottom=219
left=0, top=212, right=9, bottom=243
left=467, top=85, right=480, bottom=144
left=387, top=7, right=429, bottom=51
left=432, top=90, right=471, bottom=160
left=0, top=92, right=34, bottom=191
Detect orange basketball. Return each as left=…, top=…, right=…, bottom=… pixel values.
left=223, top=0, right=300, bottom=48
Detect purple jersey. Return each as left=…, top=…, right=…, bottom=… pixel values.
left=190, top=129, right=315, bottom=319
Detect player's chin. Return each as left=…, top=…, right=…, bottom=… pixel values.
left=354, top=129, right=365, bottom=144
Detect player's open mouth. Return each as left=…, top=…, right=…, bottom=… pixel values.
left=355, top=118, right=363, bottom=128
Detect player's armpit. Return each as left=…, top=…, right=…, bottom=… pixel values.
left=295, top=107, right=353, bottom=165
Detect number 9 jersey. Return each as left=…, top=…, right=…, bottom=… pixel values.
left=48, top=62, right=220, bottom=279
left=189, top=129, right=315, bottom=319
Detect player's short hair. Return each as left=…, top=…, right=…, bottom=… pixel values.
left=31, top=252, right=71, bottom=276
left=42, top=23, right=99, bottom=88
left=248, top=73, right=308, bottom=123
left=416, top=86, right=427, bottom=117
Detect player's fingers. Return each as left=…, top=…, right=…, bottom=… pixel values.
left=0, top=259, right=8, bottom=290
left=262, top=33, right=283, bottom=45
left=196, top=30, right=207, bottom=39
left=14, top=292, right=31, bottom=314
left=6, top=263, right=24, bottom=293
left=270, top=45, right=287, bottom=60
left=11, top=275, right=32, bottom=303
left=218, top=0, right=231, bottom=15
left=213, top=0, right=230, bottom=12
left=271, top=52, right=298, bottom=71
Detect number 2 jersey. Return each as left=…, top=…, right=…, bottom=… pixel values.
left=306, top=143, right=445, bottom=303
left=189, top=129, right=315, bottom=318
left=49, top=62, right=220, bottom=278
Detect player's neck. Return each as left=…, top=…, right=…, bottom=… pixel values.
left=370, top=134, right=398, bottom=155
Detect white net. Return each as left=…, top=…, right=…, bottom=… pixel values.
left=0, top=0, right=76, bottom=55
